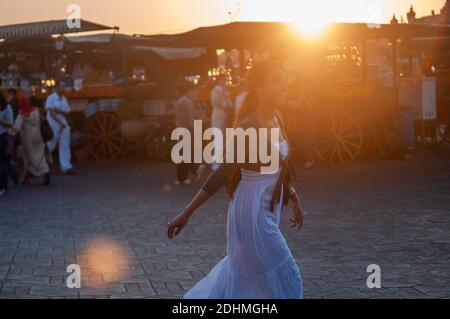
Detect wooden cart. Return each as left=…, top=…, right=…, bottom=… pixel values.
left=30, top=82, right=175, bottom=161
left=81, top=84, right=176, bottom=162
left=281, top=81, right=399, bottom=165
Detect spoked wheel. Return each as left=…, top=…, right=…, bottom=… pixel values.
left=85, top=112, right=124, bottom=160
left=363, top=116, right=399, bottom=159
left=315, top=110, right=363, bottom=165
left=416, top=106, right=449, bottom=147
left=436, top=106, right=449, bottom=144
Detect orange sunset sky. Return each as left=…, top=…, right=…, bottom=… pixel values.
left=0, top=0, right=446, bottom=35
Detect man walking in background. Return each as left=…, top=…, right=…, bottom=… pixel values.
left=210, top=74, right=232, bottom=171
left=174, top=82, right=198, bottom=185
left=45, top=82, right=75, bottom=175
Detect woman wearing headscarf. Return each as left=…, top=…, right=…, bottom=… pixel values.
left=9, top=96, right=50, bottom=185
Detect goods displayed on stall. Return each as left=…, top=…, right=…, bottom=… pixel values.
left=1, top=64, right=22, bottom=87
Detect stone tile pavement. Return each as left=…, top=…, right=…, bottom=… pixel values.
left=0, top=145, right=449, bottom=299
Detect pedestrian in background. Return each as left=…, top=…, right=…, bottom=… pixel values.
left=9, top=96, right=50, bottom=186
left=210, top=74, right=232, bottom=171
left=7, top=88, right=19, bottom=119
left=6, top=88, right=20, bottom=174
left=0, top=94, right=15, bottom=196
left=174, top=82, right=198, bottom=185
left=234, top=80, right=248, bottom=125
left=45, top=81, right=75, bottom=175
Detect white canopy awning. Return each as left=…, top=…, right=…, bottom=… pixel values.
left=66, top=33, right=115, bottom=43
left=0, top=20, right=116, bottom=39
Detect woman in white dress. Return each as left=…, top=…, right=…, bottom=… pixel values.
left=167, top=61, right=305, bottom=299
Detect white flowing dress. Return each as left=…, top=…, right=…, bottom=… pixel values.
left=184, top=141, right=303, bottom=299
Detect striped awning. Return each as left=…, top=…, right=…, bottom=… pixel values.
left=0, top=20, right=116, bottom=39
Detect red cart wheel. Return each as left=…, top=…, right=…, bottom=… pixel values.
left=315, top=110, right=363, bottom=165
left=85, top=112, right=124, bottom=160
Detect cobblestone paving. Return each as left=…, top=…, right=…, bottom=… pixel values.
left=0, top=146, right=449, bottom=299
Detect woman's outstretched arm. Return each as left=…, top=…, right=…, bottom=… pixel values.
left=287, top=185, right=305, bottom=232
left=167, top=189, right=210, bottom=239
left=167, top=161, right=236, bottom=239
left=167, top=118, right=256, bottom=239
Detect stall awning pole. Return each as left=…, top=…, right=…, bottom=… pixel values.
left=239, top=47, right=246, bottom=82
left=362, top=40, right=367, bottom=80
left=408, top=36, right=414, bottom=75
left=122, top=48, right=128, bottom=84
left=392, top=38, right=398, bottom=84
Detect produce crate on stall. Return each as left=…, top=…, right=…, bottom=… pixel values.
left=34, top=85, right=126, bottom=100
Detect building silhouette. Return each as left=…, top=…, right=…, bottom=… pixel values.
left=406, top=1, right=450, bottom=25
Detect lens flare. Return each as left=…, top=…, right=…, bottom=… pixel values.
left=77, top=237, right=130, bottom=288
left=292, top=20, right=329, bottom=39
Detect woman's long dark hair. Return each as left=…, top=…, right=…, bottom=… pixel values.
left=227, top=60, right=288, bottom=198
left=233, top=60, right=286, bottom=127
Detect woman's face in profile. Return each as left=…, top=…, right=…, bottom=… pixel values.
left=259, top=67, right=288, bottom=108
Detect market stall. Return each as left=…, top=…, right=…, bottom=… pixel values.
left=0, top=20, right=209, bottom=161
left=2, top=20, right=449, bottom=164
left=151, top=21, right=450, bottom=164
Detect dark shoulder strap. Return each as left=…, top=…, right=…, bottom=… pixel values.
left=274, top=110, right=291, bottom=158
left=236, top=112, right=258, bottom=129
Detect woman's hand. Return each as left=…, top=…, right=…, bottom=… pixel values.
left=167, top=190, right=211, bottom=239
left=167, top=211, right=190, bottom=239
left=290, top=195, right=304, bottom=232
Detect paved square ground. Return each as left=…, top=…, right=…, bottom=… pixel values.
left=1, top=146, right=449, bottom=299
